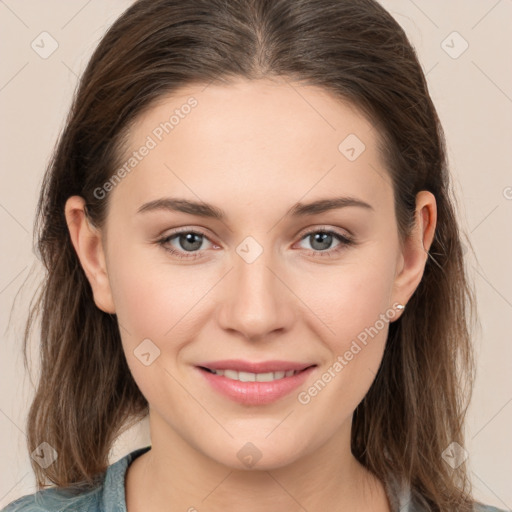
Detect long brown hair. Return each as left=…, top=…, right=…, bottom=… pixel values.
left=20, top=0, right=477, bottom=509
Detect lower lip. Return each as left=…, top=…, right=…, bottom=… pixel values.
left=196, top=366, right=316, bottom=405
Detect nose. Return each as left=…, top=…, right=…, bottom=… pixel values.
left=216, top=246, right=296, bottom=341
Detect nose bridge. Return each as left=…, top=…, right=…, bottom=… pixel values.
left=218, top=236, right=293, bottom=339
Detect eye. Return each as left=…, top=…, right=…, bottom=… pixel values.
left=156, top=227, right=356, bottom=260
left=157, top=229, right=217, bottom=260
left=295, top=228, right=355, bottom=258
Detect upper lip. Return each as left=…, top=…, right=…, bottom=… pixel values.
left=197, top=359, right=316, bottom=373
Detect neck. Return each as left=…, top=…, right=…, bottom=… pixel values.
left=125, top=410, right=391, bottom=512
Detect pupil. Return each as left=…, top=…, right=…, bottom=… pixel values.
left=311, top=232, right=332, bottom=251
left=180, top=233, right=202, bottom=251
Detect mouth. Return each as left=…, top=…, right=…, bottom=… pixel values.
left=195, top=362, right=318, bottom=405
left=198, top=366, right=313, bottom=382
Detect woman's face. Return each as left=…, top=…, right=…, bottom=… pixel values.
left=77, top=78, right=433, bottom=470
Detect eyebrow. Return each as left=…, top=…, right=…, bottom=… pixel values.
left=136, top=196, right=374, bottom=219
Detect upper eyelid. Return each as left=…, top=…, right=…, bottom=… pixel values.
left=296, top=225, right=352, bottom=239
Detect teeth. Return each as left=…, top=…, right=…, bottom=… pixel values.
left=209, top=369, right=299, bottom=381
left=238, top=371, right=256, bottom=382
left=223, top=369, right=237, bottom=380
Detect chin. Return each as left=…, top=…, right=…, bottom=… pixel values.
left=206, top=437, right=306, bottom=472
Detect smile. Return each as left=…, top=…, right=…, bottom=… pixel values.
left=201, top=368, right=300, bottom=382
left=196, top=364, right=317, bottom=405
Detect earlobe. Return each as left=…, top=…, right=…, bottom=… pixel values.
left=392, top=191, right=437, bottom=312
left=64, top=196, right=116, bottom=314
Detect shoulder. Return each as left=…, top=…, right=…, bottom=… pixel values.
left=472, top=503, right=509, bottom=512
left=385, top=473, right=509, bottom=512
left=1, top=485, right=101, bottom=512
left=1, top=446, right=151, bottom=512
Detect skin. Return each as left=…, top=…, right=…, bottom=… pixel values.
left=65, top=77, right=436, bottom=512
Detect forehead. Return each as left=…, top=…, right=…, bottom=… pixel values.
left=129, top=77, right=377, bottom=153
left=110, top=78, right=392, bottom=218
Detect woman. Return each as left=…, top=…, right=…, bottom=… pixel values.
left=3, top=0, right=505, bottom=511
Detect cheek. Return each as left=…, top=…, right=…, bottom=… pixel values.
left=300, top=252, right=397, bottom=344
left=108, top=247, right=183, bottom=330
left=294, top=250, right=397, bottom=402
left=106, top=248, right=210, bottom=400
left=295, top=272, right=393, bottom=428
left=106, top=245, right=222, bottom=358
left=109, top=265, right=173, bottom=336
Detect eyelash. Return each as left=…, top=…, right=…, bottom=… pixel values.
left=156, top=227, right=355, bottom=260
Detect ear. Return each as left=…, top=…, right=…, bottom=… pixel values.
left=64, top=195, right=116, bottom=314
left=391, top=190, right=437, bottom=318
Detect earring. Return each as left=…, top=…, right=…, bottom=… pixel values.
left=396, top=303, right=405, bottom=310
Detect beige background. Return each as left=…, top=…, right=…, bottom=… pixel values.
left=1, top=0, right=511, bottom=509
